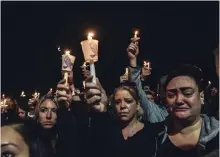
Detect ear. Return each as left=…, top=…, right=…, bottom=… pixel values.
left=136, top=101, right=140, bottom=111
left=199, top=91, right=204, bottom=105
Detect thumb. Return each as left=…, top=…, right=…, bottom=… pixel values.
left=85, top=74, right=93, bottom=83
left=58, top=79, right=66, bottom=85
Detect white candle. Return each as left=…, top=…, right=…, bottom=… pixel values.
left=87, top=32, right=97, bottom=84
left=134, top=30, right=138, bottom=38
left=125, top=68, right=128, bottom=75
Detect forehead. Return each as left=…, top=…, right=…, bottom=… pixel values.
left=40, top=99, right=57, bottom=108
left=166, top=76, right=197, bottom=90
left=1, top=126, right=24, bottom=146
left=115, top=89, right=133, bottom=98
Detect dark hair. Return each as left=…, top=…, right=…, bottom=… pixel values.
left=164, top=64, right=203, bottom=92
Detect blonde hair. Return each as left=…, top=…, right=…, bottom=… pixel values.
left=34, top=94, right=58, bottom=121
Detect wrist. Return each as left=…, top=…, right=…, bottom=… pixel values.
left=129, top=59, right=137, bottom=67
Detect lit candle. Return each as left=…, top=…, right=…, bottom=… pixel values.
left=87, top=32, right=94, bottom=41
left=20, top=90, right=26, bottom=97
left=144, top=61, right=150, bottom=69
left=125, top=68, right=129, bottom=75
left=32, top=91, right=40, bottom=99
left=87, top=32, right=97, bottom=84
left=134, top=30, right=138, bottom=38
left=83, top=81, right=86, bottom=89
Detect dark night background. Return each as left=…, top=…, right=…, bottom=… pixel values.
left=2, top=1, right=219, bottom=98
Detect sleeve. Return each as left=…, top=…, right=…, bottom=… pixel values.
left=129, top=66, right=169, bottom=123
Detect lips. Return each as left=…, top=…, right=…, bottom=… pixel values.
left=43, top=121, right=53, bottom=125
left=174, top=107, right=189, bottom=112
left=119, top=112, right=129, bottom=116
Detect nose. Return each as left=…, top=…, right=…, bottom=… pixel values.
left=120, top=101, right=126, bottom=109
left=176, top=93, right=184, bottom=105
left=46, top=111, right=52, bottom=119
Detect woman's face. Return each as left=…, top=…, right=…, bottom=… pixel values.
left=38, top=99, right=57, bottom=129
left=1, top=126, right=29, bottom=157
left=114, top=89, right=139, bottom=122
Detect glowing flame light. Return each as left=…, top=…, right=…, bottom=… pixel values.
left=87, top=32, right=94, bottom=40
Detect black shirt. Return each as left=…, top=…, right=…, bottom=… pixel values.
left=88, top=112, right=157, bottom=157
left=157, top=137, right=198, bottom=157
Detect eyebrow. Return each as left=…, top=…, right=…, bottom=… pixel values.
left=1, top=143, right=19, bottom=148
left=40, top=107, right=57, bottom=109
left=167, top=87, right=194, bottom=92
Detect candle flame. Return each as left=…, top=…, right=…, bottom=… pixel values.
left=20, top=90, right=26, bottom=97
left=87, top=32, right=94, bottom=40
left=208, top=81, right=211, bottom=85
left=143, top=61, right=147, bottom=66
left=50, top=88, right=53, bottom=91
left=65, top=49, right=71, bottom=55
left=135, top=31, right=138, bottom=36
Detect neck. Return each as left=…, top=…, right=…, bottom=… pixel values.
left=120, top=115, right=138, bottom=129
left=171, top=115, right=202, bottom=135
left=40, top=127, right=56, bottom=139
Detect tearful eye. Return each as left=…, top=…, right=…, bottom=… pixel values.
left=125, top=99, right=133, bottom=104
left=167, top=93, right=175, bottom=98
left=115, top=101, right=120, bottom=105
left=1, top=151, right=15, bottom=157
left=182, top=89, right=194, bottom=97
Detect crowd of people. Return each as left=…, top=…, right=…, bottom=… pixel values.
left=1, top=38, right=219, bottom=157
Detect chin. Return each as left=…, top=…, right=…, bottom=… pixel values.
left=174, top=112, right=190, bottom=120
left=120, top=117, right=130, bottom=121
left=42, top=125, right=54, bottom=129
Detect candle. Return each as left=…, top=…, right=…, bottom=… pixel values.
left=32, top=91, right=40, bottom=99
left=61, top=49, right=76, bottom=86
left=134, top=30, right=138, bottom=38
left=81, top=31, right=99, bottom=63
left=125, top=68, right=129, bottom=75
left=83, top=81, right=86, bottom=89
left=81, top=32, right=99, bottom=84
left=144, top=61, right=150, bottom=69
left=20, top=90, right=26, bottom=97
left=87, top=32, right=94, bottom=41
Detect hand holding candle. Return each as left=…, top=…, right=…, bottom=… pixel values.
left=32, top=91, right=40, bottom=99
left=141, top=61, right=152, bottom=79
left=143, top=61, right=151, bottom=70
left=120, top=68, right=129, bottom=83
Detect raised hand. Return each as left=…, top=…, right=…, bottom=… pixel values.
left=56, top=79, right=73, bottom=109
left=127, top=40, right=139, bottom=67
left=84, top=74, right=107, bottom=112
